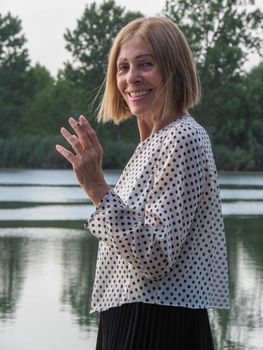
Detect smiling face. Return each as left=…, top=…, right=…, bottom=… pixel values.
left=116, top=36, right=163, bottom=121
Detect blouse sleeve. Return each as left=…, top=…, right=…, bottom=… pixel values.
left=86, top=128, right=205, bottom=280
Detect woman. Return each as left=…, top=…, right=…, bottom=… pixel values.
left=56, top=17, right=229, bottom=350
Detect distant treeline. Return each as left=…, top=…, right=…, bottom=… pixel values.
left=0, top=0, right=262, bottom=170
left=0, top=135, right=137, bottom=169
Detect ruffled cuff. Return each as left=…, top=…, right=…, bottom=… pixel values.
left=84, top=188, right=125, bottom=231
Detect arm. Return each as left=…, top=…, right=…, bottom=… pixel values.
left=86, top=126, right=205, bottom=280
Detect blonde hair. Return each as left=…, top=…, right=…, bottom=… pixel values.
left=97, top=17, right=200, bottom=124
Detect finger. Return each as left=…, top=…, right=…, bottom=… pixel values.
left=69, top=117, right=93, bottom=148
left=60, top=127, right=85, bottom=155
left=69, top=117, right=98, bottom=149
left=55, top=144, right=76, bottom=165
left=79, top=115, right=100, bottom=144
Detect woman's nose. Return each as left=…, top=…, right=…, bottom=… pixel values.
left=127, top=66, right=141, bottom=84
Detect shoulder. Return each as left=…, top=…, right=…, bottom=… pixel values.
left=162, top=116, right=210, bottom=152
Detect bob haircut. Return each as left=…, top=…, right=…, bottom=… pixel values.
left=97, top=17, right=200, bottom=124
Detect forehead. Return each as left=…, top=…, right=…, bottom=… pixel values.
left=117, top=36, right=153, bottom=63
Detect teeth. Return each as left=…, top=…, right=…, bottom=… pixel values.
left=129, top=90, right=150, bottom=97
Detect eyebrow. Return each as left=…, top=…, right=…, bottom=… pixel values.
left=117, top=54, right=154, bottom=64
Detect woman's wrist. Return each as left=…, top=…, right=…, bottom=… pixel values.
left=85, top=183, right=111, bottom=206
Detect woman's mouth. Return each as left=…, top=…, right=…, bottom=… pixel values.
left=128, top=89, right=152, bottom=98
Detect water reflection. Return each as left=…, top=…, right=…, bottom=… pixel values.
left=0, top=230, right=29, bottom=321
left=61, top=234, right=99, bottom=328
left=0, top=169, right=120, bottom=186
left=0, top=218, right=262, bottom=350
left=1, top=170, right=262, bottom=349
left=0, top=204, right=95, bottom=221
left=0, top=227, right=98, bottom=350
left=210, top=217, right=263, bottom=350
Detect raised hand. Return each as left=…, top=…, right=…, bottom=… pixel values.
left=56, top=115, right=110, bottom=206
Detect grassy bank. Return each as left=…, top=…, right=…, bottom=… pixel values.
left=1, top=136, right=262, bottom=171
left=0, top=136, right=137, bottom=169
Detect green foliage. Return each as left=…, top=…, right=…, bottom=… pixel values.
left=164, top=0, right=263, bottom=73
left=22, top=72, right=76, bottom=135
left=64, top=0, right=142, bottom=112
left=1, top=134, right=90, bottom=169
left=0, top=135, right=65, bottom=168
left=244, top=62, right=263, bottom=120
left=0, top=136, right=137, bottom=169
left=101, top=139, right=137, bottom=168
left=164, top=0, right=263, bottom=125
left=1, top=3, right=263, bottom=170
left=164, top=0, right=263, bottom=170
left=0, top=12, right=32, bottom=136
left=59, top=0, right=143, bottom=165
left=29, top=63, right=53, bottom=94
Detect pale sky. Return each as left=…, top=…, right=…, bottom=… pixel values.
left=1, top=0, right=262, bottom=76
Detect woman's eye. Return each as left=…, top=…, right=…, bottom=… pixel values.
left=140, top=62, right=153, bottom=68
left=118, top=65, right=129, bottom=72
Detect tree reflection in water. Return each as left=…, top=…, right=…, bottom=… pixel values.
left=210, top=217, right=263, bottom=350
left=60, top=217, right=263, bottom=349
left=0, top=217, right=262, bottom=350
left=61, top=232, right=100, bottom=329
left=0, top=229, right=29, bottom=321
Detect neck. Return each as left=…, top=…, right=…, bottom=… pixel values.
left=151, top=110, right=185, bottom=134
left=136, top=110, right=186, bottom=143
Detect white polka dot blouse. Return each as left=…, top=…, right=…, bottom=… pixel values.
left=86, top=114, right=229, bottom=313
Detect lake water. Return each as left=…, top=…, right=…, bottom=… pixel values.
left=0, top=169, right=263, bottom=350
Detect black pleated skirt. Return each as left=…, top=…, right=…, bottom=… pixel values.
left=96, top=302, right=214, bottom=350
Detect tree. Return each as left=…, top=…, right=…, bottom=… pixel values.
left=29, top=63, right=53, bottom=95
left=0, top=12, right=32, bottom=136
left=63, top=0, right=142, bottom=113
left=62, top=0, right=142, bottom=148
left=163, top=0, right=263, bottom=146
left=245, top=62, right=263, bottom=123
left=22, top=71, right=76, bottom=135
left=164, top=0, right=262, bottom=75
left=243, top=62, right=263, bottom=169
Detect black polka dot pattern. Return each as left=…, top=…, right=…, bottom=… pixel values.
left=86, top=115, right=229, bottom=313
